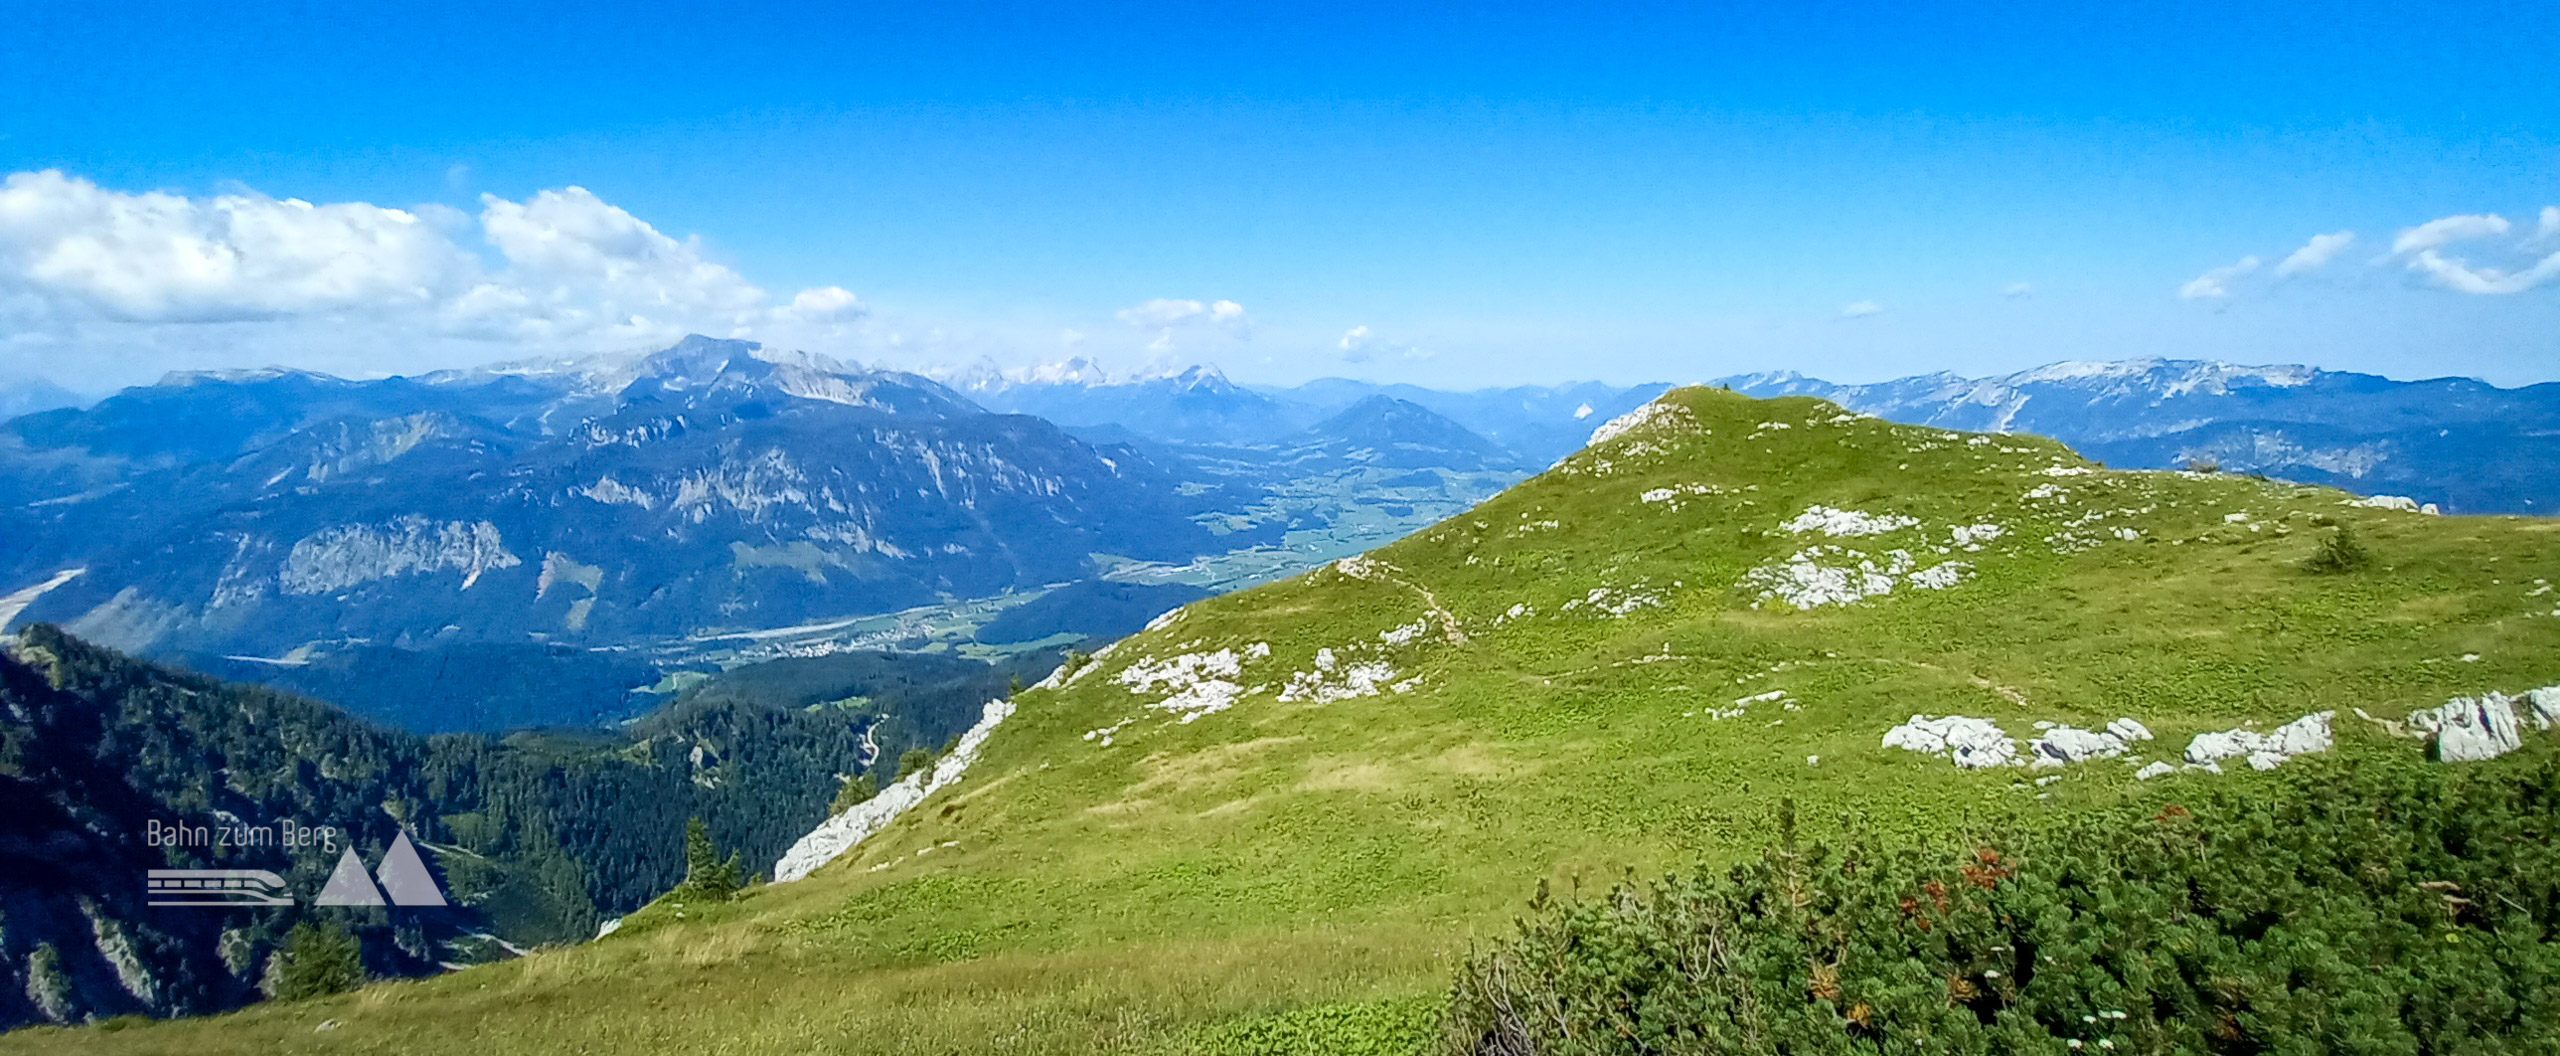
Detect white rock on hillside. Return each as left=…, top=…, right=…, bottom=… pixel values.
left=1743, top=546, right=1974, bottom=609
left=1884, top=715, right=2019, bottom=769
left=2408, top=693, right=2526, bottom=762
left=2028, top=719, right=2152, bottom=766
left=2532, top=687, right=2560, bottom=727
left=2344, top=494, right=2441, bottom=515
left=1278, top=645, right=1403, bottom=704
left=1586, top=400, right=1695, bottom=447
left=1114, top=646, right=1266, bottom=722
left=1781, top=505, right=1920, bottom=537
left=773, top=696, right=1016, bottom=882
left=2184, top=711, right=2333, bottom=771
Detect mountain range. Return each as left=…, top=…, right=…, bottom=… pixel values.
left=934, top=354, right=1667, bottom=463
left=1722, top=358, right=2560, bottom=514
left=0, top=338, right=1222, bottom=664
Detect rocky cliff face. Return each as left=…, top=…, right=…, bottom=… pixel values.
left=0, top=337, right=1220, bottom=658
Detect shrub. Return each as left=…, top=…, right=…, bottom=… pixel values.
left=265, top=920, right=365, bottom=1001
left=1193, top=999, right=1439, bottom=1056
left=1447, top=752, right=2560, bottom=1055
left=2303, top=523, right=2372, bottom=573
left=895, top=747, right=936, bottom=783
left=827, top=773, right=878, bottom=816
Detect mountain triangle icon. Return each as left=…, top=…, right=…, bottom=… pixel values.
left=315, top=847, right=385, bottom=906
left=377, top=832, right=448, bottom=907
left=312, top=832, right=447, bottom=907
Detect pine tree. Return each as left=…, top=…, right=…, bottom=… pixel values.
left=266, top=920, right=366, bottom=1001
left=673, top=816, right=741, bottom=901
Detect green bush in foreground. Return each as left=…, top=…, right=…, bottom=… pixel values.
left=263, top=921, right=366, bottom=1002
left=1449, top=752, right=2560, bottom=1055
left=1191, top=999, right=1440, bottom=1056
left=2303, top=523, right=2374, bottom=574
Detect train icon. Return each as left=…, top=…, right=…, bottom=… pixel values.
left=146, top=869, right=294, bottom=907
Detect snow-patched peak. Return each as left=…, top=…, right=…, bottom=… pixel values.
left=155, top=366, right=350, bottom=388
left=2001, top=358, right=2318, bottom=397
left=1019, top=356, right=1114, bottom=387
left=927, top=356, right=1115, bottom=392
left=922, top=357, right=1238, bottom=393
left=600, top=336, right=979, bottom=418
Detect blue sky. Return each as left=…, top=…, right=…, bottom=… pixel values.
left=2, top=0, right=2554, bottom=389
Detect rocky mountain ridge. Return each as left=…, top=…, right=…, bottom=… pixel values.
left=0, top=337, right=1221, bottom=661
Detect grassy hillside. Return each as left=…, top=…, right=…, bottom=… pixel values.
left=14, top=386, right=2559, bottom=1054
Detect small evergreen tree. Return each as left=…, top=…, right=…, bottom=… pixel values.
left=672, top=816, right=741, bottom=901
left=827, top=772, right=878, bottom=816
left=266, top=920, right=365, bottom=1001
left=895, top=747, right=935, bottom=783
left=2303, top=523, right=2372, bottom=573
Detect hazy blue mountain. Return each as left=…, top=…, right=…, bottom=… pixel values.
left=936, top=357, right=1669, bottom=462
left=944, top=358, right=1306, bottom=443
left=0, top=378, right=89, bottom=422
left=1270, top=378, right=1673, bottom=464
left=1272, top=395, right=1526, bottom=472
left=0, top=337, right=1222, bottom=661
left=1722, top=358, right=2560, bottom=514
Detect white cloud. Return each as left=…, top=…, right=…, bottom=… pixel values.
left=2392, top=213, right=2509, bottom=255
left=470, top=186, right=768, bottom=340
left=2001, top=282, right=2034, bottom=299
left=1336, top=324, right=1430, bottom=363
left=2388, top=210, right=2560, bottom=295
left=2536, top=206, right=2560, bottom=244
left=0, top=169, right=478, bottom=323
left=1116, top=297, right=1249, bottom=353
left=2178, top=256, right=2259, bottom=300
left=2274, top=230, right=2354, bottom=276
left=0, top=170, right=873, bottom=372
left=2404, top=249, right=2560, bottom=295
left=781, top=285, right=864, bottom=322
left=1116, top=297, right=1247, bottom=330
left=1839, top=300, right=1884, bottom=318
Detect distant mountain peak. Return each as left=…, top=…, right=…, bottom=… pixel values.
left=1167, top=364, right=1234, bottom=393
left=1290, top=394, right=1519, bottom=470
left=1020, top=356, right=1112, bottom=387
left=154, top=366, right=344, bottom=388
